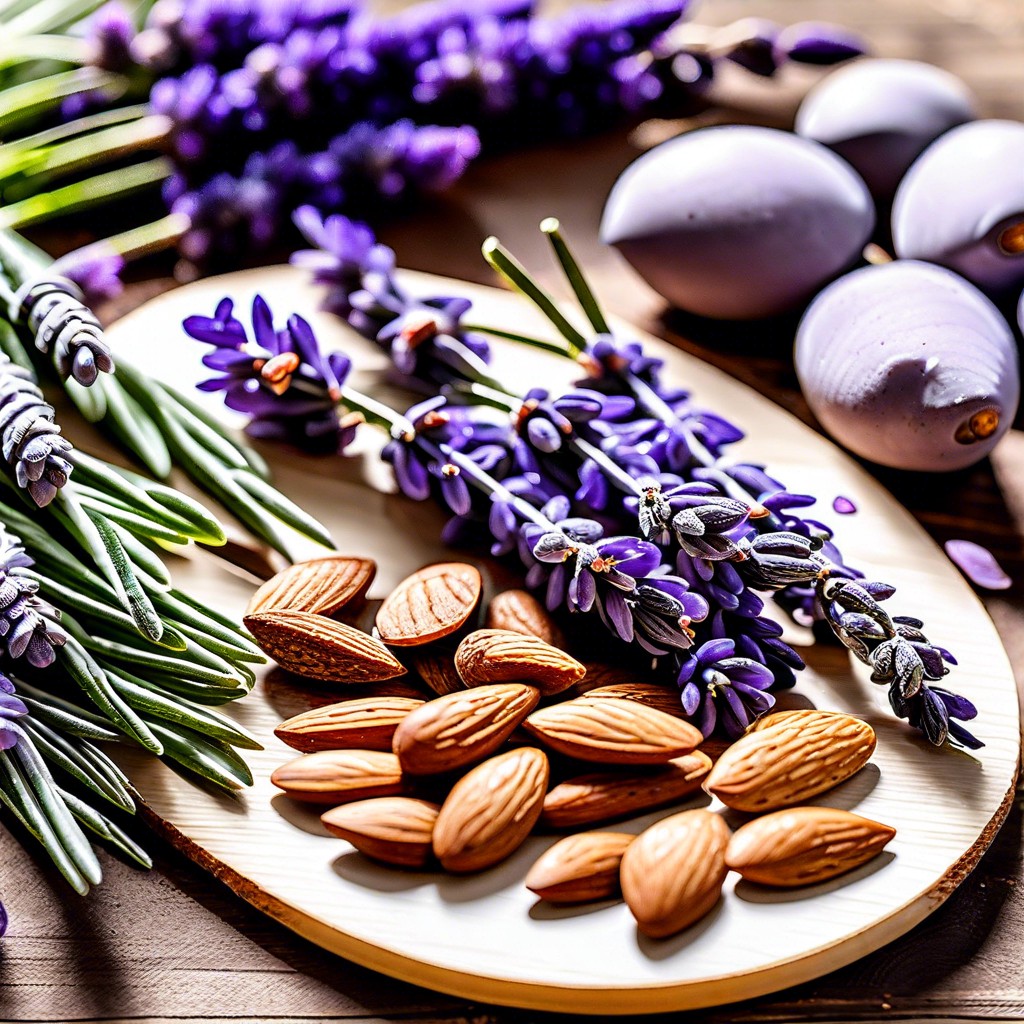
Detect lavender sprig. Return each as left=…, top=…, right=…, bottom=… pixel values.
left=0, top=527, right=68, bottom=668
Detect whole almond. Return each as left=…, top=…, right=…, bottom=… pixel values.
left=579, top=681, right=688, bottom=719
left=749, top=709, right=857, bottom=732
left=486, top=590, right=563, bottom=647
left=455, top=629, right=585, bottom=696
left=245, top=555, right=376, bottom=619
left=620, top=809, right=731, bottom=938
left=541, top=751, right=712, bottom=828
left=247, top=611, right=406, bottom=683
left=573, top=663, right=647, bottom=695
left=321, top=797, right=440, bottom=868
left=526, top=832, right=634, bottom=903
left=375, top=562, right=481, bottom=646
left=275, top=696, right=425, bottom=753
left=393, top=683, right=540, bottom=775
left=523, top=698, right=702, bottom=764
left=704, top=711, right=876, bottom=812
left=410, top=648, right=465, bottom=696
left=270, top=749, right=404, bottom=805
left=726, top=807, right=896, bottom=887
left=432, top=747, right=549, bottom=872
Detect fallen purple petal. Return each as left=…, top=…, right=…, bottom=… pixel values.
left=833, top=495, right=857, bottom=515
left=944, top=539, right=1012, bottom=590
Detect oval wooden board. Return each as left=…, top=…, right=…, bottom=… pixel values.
left=105, top=265, right=1020, bottom=1015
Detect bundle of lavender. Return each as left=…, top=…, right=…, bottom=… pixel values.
left=183, top=212, right=979, bottom=752
left=0, top=0, right=863, bottom=272
left=0, top=227, right=333, bottom=917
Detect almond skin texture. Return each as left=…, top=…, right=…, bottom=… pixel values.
left=726, top=807, right=896, bottom=887
left=274, top=697, right=425, bottom=753
left=245, top=556, right=376, bottom=619
left=410, top=648, right=465, bottom=696
left=455, top=629, right=585, bottom=696
left=541, top=751, right=713, bottom=828
left=321, top=797, right=440, bottom=868
left=704, top=710, right=876, bottom=812
left=247, top=611, right=407, bottom=683
left=523, top=697, right=702, bottom=764
left=486, top=590, right=563, bottom=647
left=432, top=747, right=549, bottom=872
left=270, top=749, right=404, bottom=805
left=375, top=562, right=482, bottom=646
left=526, top=832, right=634, bottom=903
left=620, top=809, right=731, bottom=938
left=579, top=681, right=688, bottom=719
left=393, top=683, right=540, bottom=775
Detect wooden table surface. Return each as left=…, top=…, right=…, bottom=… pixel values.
left=3, top=1, right=1024, bottom=1021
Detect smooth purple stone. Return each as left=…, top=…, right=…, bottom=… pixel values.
left=796, top=59, right=976, bottom=200
left=944, top=539, right=1012, bottom=590
left=795, top=261, right=1019, bottom=471
left=601, top=125, right=874, bottom=319
left=892, top=120, right=1024, bottom=295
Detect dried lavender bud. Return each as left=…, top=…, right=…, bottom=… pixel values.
left=0, top=530, right=67, bottom=668
left=0, top=672, right=28, bottom=750
left=0, top=358, right=74, bottom=507
left=13, top=276, right=114, bottom=387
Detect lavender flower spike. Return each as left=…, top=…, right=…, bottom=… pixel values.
left=0, top=672, right=28, bottom=750
left=0, top=357, right=74, bottom=507
left=12, top=275, right=114, bottom=387
left=0, top=531, right=68, bottom=669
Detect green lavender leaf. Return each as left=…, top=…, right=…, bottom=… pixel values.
left=145, top=719, right=254, bottom=791
left=540, top=217, right=611, bottom=334
left=10, top=730, right=103, bottom=885
left=0, top=67, right=121, bottom=137
left=59, top=633, right=163, bottom=754
left=0, top=748, right=92, bottom=893
left=107, top=667, right=262, bottom=751
left=56, top=786, right=152, bottom=870
left=14, top=680, right=120, bottom=741
left=95, top=374, right=173, bottom=478
left=152, top=589, right=265, bottom=662
left=108, top=524, right=173, bottom=589
left=20, top=715, right=135, bottom=812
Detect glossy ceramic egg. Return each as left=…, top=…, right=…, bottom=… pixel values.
left=795, top=260, right=1019, bottom=471
left=892, top=119, right=1024, bottom=295
left=600, top=125, right=875, bottom=320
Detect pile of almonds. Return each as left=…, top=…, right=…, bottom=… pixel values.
left=247, top=555, right=896, bottom=940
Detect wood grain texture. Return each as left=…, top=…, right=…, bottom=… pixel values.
left=3, top=1, right=1024, bottom=1020
left=83, top=263, right=1019, bottom=1014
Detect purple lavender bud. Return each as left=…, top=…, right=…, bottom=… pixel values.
left=776, top=22, right=868, bottom=65
left=0, top=534, right=67, bottom=667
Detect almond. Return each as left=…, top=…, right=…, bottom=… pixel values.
left=375, top=562, right=481, bottom=646
left=525, top=832, right=633, bottom=903
left=620, top=809, right=731, bottom=938
left=393, top=683, right=540, bottom=775
left=579, top=681, right=688, bottom=719
left=455, top=629, right=585, bottom=696
left=432, top=747, right=549, bottom=872
left=573, top=662, right=646, bottom=695
left=485, top=589, right=563, bottom=647
left=726, top=807, right=896, bottom=887
left=321, top=797, right=440, bottom=868
left=274, top=696, right=425, bottom=753
left=540, top=751, right=712, bottom=828
left=522, top=697, right=702, bottom=764
left=270, top=749, right=404, bottom=805
left=247, top=611, right=406, bottom=683
left=245, top=555, right=376, bottom=619
left=410, top=648, right=465, bottom=696
left=704, top=710, right=876, bottom=812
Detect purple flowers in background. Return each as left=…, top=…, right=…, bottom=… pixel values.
left=184, top=295, right=357, bottom=450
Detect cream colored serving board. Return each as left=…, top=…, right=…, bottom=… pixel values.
left=106, top=266, right=1020, bottom=1014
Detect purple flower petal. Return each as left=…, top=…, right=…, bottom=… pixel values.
left=944, top=539, right=1011, bottom=591
left=833, top=495, right=857, bottom=515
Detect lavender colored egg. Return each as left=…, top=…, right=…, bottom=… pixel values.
left=892, top=120, right=1024, bottom=295
left=600, top=126, right=874, bottom=319
left=795, top=59, right=976, bottom=200
left=795, top=261, right=1019, bottom=471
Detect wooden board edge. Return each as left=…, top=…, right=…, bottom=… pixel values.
left=136, top=764, right=1021, bottom=1015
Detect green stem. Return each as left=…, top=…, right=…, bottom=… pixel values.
left=0, top=104, right=149, bottom=163
left=462, top=321, right=582, bottom=361
left=0, top=67, right=123, bottom=137
left=1, top=115, right=170, bottom=198
left=540, top=217, right=611, bottom=334
left=339, top=385, right=416, bottom=439
left=88, top=212, right=189, bottom=262
left=6, top=0, right=109, bottom=36
left=0, top=33, right=89, bottom=70
left=0, top=157, right=170, bottom=230
left=481, top=236, right=587, bottom=357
